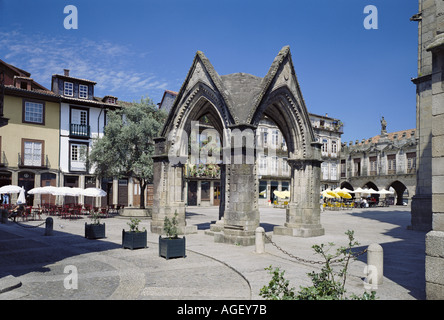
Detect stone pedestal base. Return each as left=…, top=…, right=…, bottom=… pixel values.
left=204, top=219, right=224, bottom=236
left=151, top=222, right=197, bottom=235
left=151, top=202, right=197, bottom=235
left=207, top=219, right=256, bottom=246
left=213, top=228, right=256, bottom=246
left=273, top=224, right=325, bottom=237
left=120, top=207, right=152, bottom=217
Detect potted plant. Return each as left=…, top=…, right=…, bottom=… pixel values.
left=85, top=210, right=105, bottom=239
left=159, top=211, right=186, bottom=259
left=122, top=218, right=147, bottom=250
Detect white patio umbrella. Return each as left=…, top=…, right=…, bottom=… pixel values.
left=82, top=187, right=106, bottom=197
left=341, top=187, right=354, bottom=193
left=379, top=188, right=394, bottom=195
left=28, top=186, right=59, bottom=195
left=53, top=187, right=84, bottom=196
left=0, top=185, right=23, bottom=194
left=367, top=188, right=379, bottom=194
left=51, top=187, right=84, bottom=205
left=354, top=187, right=365, bottom=193
left=17, top=187, right=26, bottom=204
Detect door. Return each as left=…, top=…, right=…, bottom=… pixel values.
left=41, top=173, right=56, bottom=205
left=213, top=181, right=220, bottom=206
left=188, top=181, right=197, bottom=206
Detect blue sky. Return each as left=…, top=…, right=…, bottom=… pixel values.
left=0, top=0, right=419, bottom=142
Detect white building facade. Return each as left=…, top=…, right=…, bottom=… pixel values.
left=51, top=70, right=121, bottom=206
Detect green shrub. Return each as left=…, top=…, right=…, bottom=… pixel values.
left=260, top=230, right=377, bottom=300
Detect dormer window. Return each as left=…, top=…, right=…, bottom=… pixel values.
left=104, top=96, right=117, bottom=104
left=64, top=81, right=73, bottom=96
left=79, top=84, right=88, bottom=99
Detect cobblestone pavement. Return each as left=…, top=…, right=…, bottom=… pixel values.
left=0, top=205, right=426, bottom=300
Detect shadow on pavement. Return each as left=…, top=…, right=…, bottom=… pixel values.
left=0, top=219, right=121, bottom=279
left=349, top=208, right=426, bottom=299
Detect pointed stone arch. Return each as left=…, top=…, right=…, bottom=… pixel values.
left=152, top=46, right=324, bottom=243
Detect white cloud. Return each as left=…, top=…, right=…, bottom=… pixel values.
left=0, top=30, right=168, bottom=102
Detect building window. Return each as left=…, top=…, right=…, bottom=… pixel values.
left=321, top=162, right=329, bottom=180
left=79, top=84, right=88, bottom=99
left=259, top=180, right=267, bottom=199
left=272, top=130, right=279, bottom=148
left=64, top=82, right=73, bottom=96
left=353, top=158, right=361, bottom=177
left=331, top=140, right=337, bottom=155
left=259, top=154, right=267, bottom=174
left=70, top=107, right=90, bottom=138
left=261, top=128, right=268, bottom=147
left=331, top=163, right=337, bottom=181
left=22, top=139, right=43, bottom=166
left=23, top=100, right=44, bottom=124
left=340, top=159, right=346, bottom=178
left=282, top=158, right=289, bottom=174
left=70, top=143, right=88, bottom=171
left=271, top=156, right=278, bottom=174
left=407, top=152, right=416, bottom=173
left=106, top=97, right=116, bottom=104
left=322, top=139, right=328, bottom=153
left=369, top=156, right=377, bottom=175
left=387, top=154, right=396, bottom=174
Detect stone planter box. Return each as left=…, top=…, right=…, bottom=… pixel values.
left=85, top=223, right=105, bottom=239
left=122, top=230, right=147, bottom=250
left=159, top=236, right=186, bottom=259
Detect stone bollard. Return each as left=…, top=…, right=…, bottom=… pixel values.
left=365, top=243, right=383, bottom=288
left=255, top=227, right=265, bottom=254
left=44, top=217, right=53, bottom=236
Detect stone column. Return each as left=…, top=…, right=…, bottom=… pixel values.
left=151, top=137, right=197, bottom=235
left=214, top=162, right=259, bottom=245
left=127, top=177, right=134, bottom=207
left=213, top=127, right=259, bottom=246
left=112, top=178, right=118, bottom=206
left=274, top=159, right=324, bottom=237
left=410, top=0, right=436, bottom=231
left=425, top=29, right=444, bottom=299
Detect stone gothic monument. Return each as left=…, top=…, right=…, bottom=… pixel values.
left=151, top=46, right=323, bottom=245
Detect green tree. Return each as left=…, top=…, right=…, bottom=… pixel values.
left=89, top=96, right=167, bottom=208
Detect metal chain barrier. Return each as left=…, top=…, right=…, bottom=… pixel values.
left=12, top=219, right=46, bottom=229
left=264, top=233, right=367, bottom=265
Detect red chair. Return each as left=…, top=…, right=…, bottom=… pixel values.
left=22, top=206, right=32, bottom=221
left=100, top=207, right=108, bottom=218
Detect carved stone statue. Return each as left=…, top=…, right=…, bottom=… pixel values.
left=380, top=116, right=387, bottom=135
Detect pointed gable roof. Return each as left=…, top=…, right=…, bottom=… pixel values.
left=161, top=50, right=235, bottom=136
left=161, top=46, right=314, bottom=144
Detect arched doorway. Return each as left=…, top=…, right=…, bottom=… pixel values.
left=389, top=180, right=407, bottom=205
left=18, top=171, right=35, bottom=205
left=340, top=181, right=355, bottom=199
left=363, top=181, right=380, bottom=202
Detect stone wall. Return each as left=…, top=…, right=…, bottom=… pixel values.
left=411, top=0, right=436, bottom=231
left=414, top=0, right=444, bottom=300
